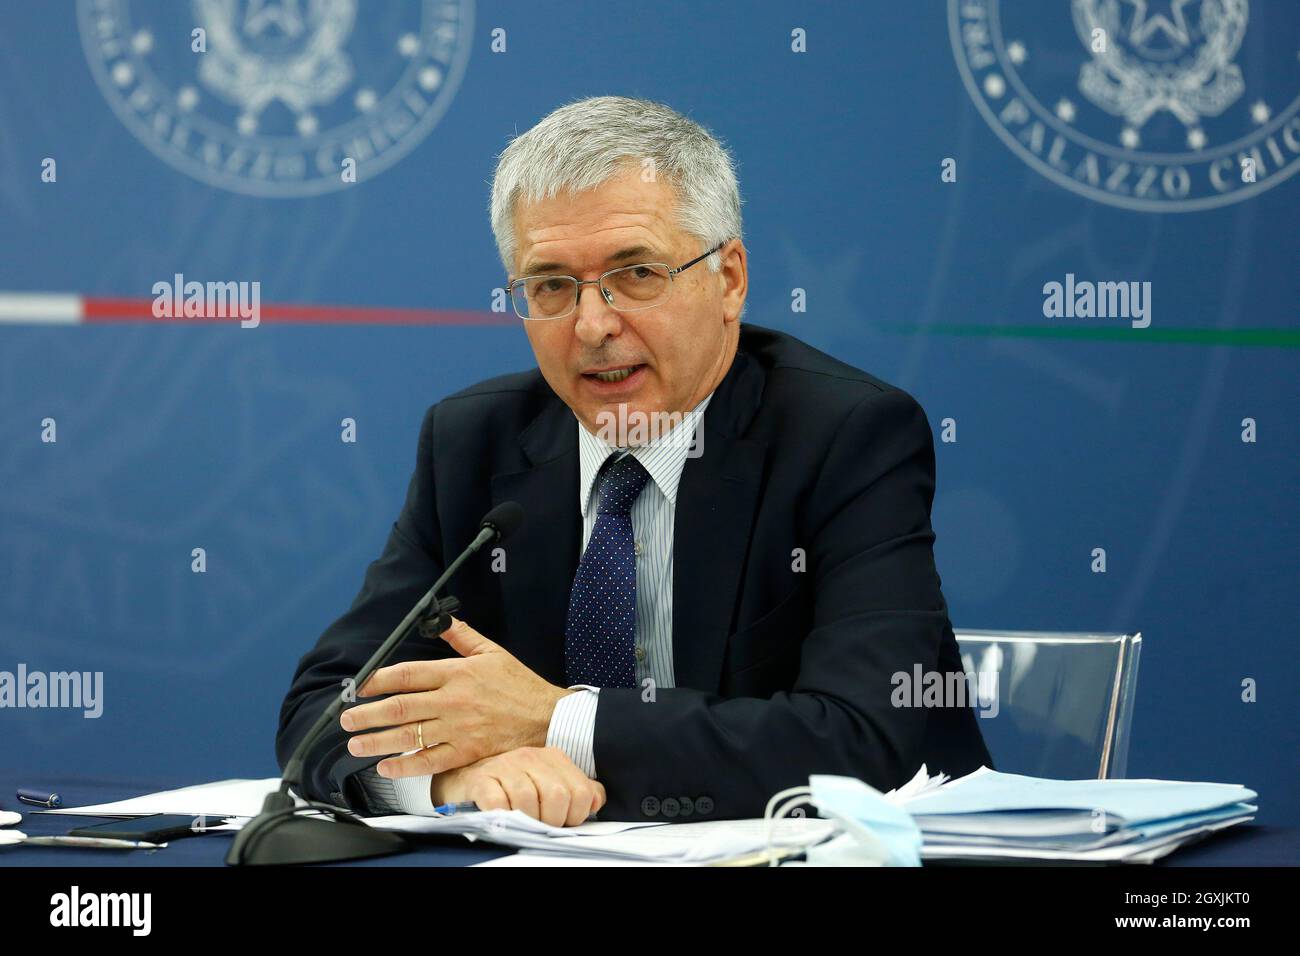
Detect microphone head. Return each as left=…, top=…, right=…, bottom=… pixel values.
left=480, top=501, right=524, bottom=542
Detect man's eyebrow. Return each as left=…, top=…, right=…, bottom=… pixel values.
left=519, top=245, right=661, bottom=276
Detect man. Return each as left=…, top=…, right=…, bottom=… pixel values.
left=277, top=95, right=991, bottom=826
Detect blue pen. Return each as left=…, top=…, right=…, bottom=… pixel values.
left=17, top=789, right=61, bottom=809
left=434, top=801, right=479, bottom=816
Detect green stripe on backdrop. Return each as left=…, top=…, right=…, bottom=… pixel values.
left=875, top=324, right=1300, bottom=348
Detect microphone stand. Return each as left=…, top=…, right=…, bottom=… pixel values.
left=227, top=518, right=505, bottom=866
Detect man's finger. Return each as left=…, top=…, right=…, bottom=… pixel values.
left=553, top=760, right=603, bottom=825
left=496, top=768, right=542, bottom=821
left=465, top=775, right=510, bottom=812
left=439, top=616, right=499, bottom=657
left=356, top=659, right=456, bottom=698
left=346, top=717, right=445, bottom=758
left=375, top=741, right=463, bottom=779
left=528, top=766, right=575, bottom=828
left=341, top=689, right=439, bottom=732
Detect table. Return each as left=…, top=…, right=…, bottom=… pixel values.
left=1, top=773, right=1294, bottom=866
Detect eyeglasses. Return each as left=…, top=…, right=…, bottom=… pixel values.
left=507, top=239, right=730, bottom=321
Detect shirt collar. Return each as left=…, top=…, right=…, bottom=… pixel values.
left=577, top=391, right=714, bottom=517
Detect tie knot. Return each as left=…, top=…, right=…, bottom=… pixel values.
left=596, top=453, right=651, bottom=516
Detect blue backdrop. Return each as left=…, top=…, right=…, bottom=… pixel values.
left=1, top=1, right=1296, bottom=822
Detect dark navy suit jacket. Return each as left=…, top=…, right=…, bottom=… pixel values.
left=276, top=323, right=991, bottom=820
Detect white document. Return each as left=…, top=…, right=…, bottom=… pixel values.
left=885, top=764, right=950, bottom=803
left=901, top=766, right=1258, bottom=864
left=365, top=811, right=835, bottom=864
left=921, top=813, right=1255, bottom=863
left=37, top=778, right=289, bottom=819
left=474, top=851, right=696, bottom=867
left=521, top=817, right=835, bottom=864
left=364, top=812, right=662, bottom=838
left=903, top=766, right=1257, bottom=825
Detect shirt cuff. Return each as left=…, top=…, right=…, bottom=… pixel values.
left=355, top=759, right=437, bottom=816
left=546, top=686, right=601, bottom=778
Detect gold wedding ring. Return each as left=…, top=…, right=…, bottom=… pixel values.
left=416, top=720, right=425, bottom=750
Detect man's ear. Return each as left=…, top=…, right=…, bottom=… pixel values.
left=720, top=240, right=748, bottom=324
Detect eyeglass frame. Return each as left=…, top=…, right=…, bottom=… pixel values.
left=506, top=238, right=731, bottom=321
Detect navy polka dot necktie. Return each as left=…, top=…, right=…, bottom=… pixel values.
left=564, top=452, right=652, bottom=688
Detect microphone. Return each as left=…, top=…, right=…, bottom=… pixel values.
left=480, top=500, right=524, bottom=542
left=227, top=502, right=526, bottom=866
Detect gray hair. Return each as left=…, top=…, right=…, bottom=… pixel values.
left=489, top=96, right=743, bottom=277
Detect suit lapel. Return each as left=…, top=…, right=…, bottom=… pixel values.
left=491, top=397, right=580, bottom=685
left=672, top=347, right=767, bottom=692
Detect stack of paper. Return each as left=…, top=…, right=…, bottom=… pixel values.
left=364, top=812, right=837, bottom=865
left=38, top=768, right=1258, bottom=865
left=41, top=780, right=835, bottom=863
left=898, top=767, right=1257, bottom=863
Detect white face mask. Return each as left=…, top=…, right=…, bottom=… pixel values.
left=806, top=774, right=923, bottom=866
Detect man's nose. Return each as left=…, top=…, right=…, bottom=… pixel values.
left=572, top=281, right=623, bottom=346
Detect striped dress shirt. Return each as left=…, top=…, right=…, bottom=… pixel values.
left=356, top=391, right=713, bottom=815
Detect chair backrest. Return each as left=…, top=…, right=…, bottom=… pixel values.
left=954, top=629, right=1142, bottom=780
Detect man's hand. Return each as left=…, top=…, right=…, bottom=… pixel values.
left=340, top=616, right=573, bottom=779
left=431, top=746, right=606, bottom=827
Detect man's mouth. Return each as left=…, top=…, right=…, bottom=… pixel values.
left=582, top=364, right=645, bottom=383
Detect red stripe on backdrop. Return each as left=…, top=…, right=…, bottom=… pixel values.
left=81, top=297, right=516, bottom=326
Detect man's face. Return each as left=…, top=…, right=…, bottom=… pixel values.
left=511, top=166, right=746, bottom=438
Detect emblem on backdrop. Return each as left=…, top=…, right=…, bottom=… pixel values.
left=949, top=0, right=1300, bottom=210
left=78, top=0, right=473, bottom=197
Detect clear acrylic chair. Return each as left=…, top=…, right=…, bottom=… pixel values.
left=953, top=630, right=1143, bottom=780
